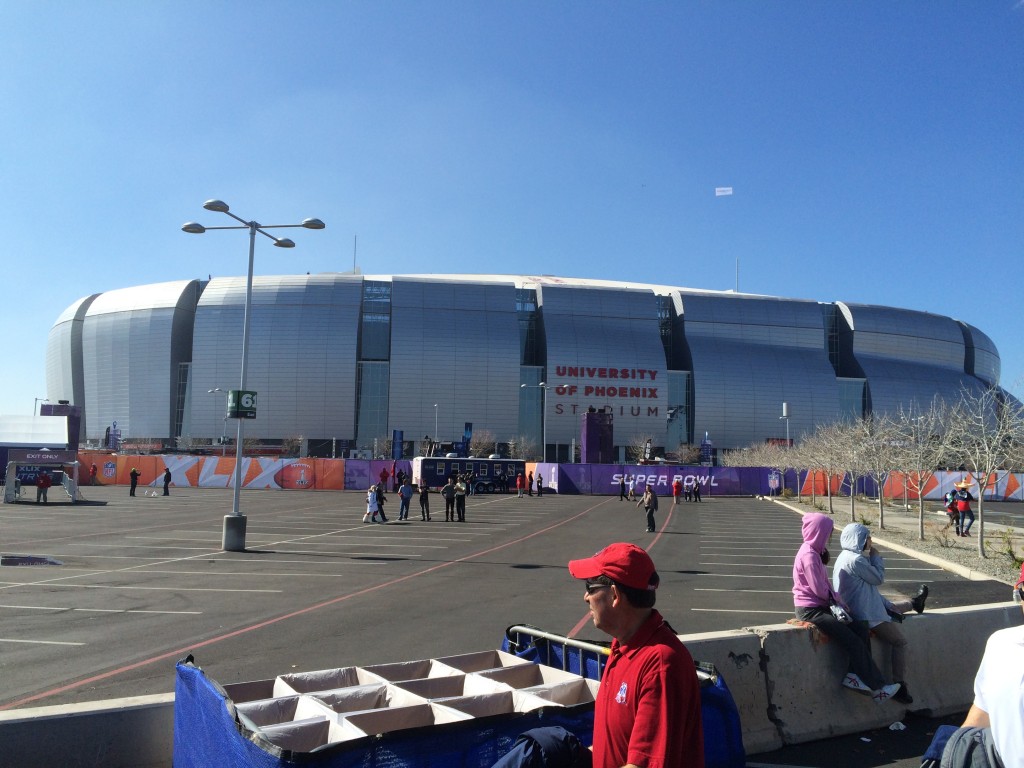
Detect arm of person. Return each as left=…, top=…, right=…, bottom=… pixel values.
left=849, top=553, right=885, bottom=586
left=962, top=704, right=991, bottom=729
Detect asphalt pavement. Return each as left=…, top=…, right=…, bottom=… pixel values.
left=0, top=485, right=1013, bottom=765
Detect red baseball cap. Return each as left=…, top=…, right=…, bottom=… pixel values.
left=568, top=543, right=659, bottom=591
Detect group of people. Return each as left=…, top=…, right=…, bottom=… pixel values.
left=793, top=512, right=928, bottom=704
left=515, top=471, right=543, bottom=498
left=944, top=478, right=976, bottom=537
left=671, top=477, right=702, bottom=504
left=364, top=475, right=471, bottom=523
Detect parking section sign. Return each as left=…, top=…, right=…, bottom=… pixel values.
left=228, top=390, right=257, bottom=419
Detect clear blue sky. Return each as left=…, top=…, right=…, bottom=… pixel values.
left=1, top=2, right=1021, bottom=416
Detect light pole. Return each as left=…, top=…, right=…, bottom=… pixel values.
left=433, top=404, right=438, bottom=444
left=208, top=388, right=229, bottom=457
left=33, top=397, right=48, bottom=415
left=780, top=402, right=790, bottom=446
left=184, top=200, right=325, bottom=551
left=521, top=382, right=548, bottom=461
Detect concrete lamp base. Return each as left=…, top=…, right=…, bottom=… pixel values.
left=222, top=515, right=247, bottom=552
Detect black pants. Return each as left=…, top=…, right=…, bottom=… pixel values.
left=645, top=506, right=656, bottom=531
left=445, top=497, right=455, bottom=520
left=795, top=606, right=884, bottom=689
left=420, top=496, right=430, bottom=520
left=130, top=481, right=137, bottom=496
left=163, top=482, right=170, bottom=496
left=455, top=496, right=466, bottom=521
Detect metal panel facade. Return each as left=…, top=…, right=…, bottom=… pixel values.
left=681, top=293, right=840, bottom=447
left=388, top=278, right=520, bottom=445
left=189, top=275, right=362, bottom=440
left=81, top=281, right=198, bottom=440
left=842, top=303, right=982, bottom=415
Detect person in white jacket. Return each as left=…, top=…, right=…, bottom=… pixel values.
left=832, top=523, right=928, bottom=704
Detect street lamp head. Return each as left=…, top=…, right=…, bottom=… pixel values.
left=203, top=199, right=230, bottom=213
left=208, top=388, right=223, bottom=393
left=301, top=218, right=326, bottom=230
left=182, top=222, right=206, bottom=234
left=273, top=237, right=296, bottom=248
left=538, top=381, right=546, bottom=387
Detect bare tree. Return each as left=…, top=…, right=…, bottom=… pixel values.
left=508, top=434, right=538, bottom=460
left=800, top=424, right=848, bottom=515
left=852, top=415, right=901, bottom=529
left=946, top=385, right=1024, bottom=556
left=281, top=435, right=303, bottom=457
left=627, top=434, right=655, bottom=464
left=890, top=398, right=953, bottom=540
left=469, top=429, right=498, bottom=458
left=674, top=443, right=702, bottom=465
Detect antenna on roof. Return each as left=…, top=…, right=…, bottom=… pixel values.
left=353, top=235, right=357, bottom=273
left=736, top=257, right=739, bottom=293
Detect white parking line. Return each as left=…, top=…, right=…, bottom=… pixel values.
left=0, top=638, right=85, bottom=646
left=691, top=608, right=793, bottom=615
left=0, top=604, right=202, bottom=615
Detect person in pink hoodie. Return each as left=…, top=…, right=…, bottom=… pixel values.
left=792, top=513, right=900, bottom=703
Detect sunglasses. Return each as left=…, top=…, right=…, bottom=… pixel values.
left=585, top=579, right=613, bottom=595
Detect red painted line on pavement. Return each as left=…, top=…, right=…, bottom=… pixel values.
left=0, top=498, right=612, bottom=711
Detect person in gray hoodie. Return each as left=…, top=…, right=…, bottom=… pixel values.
left=832, top=522, right=928, bottom=705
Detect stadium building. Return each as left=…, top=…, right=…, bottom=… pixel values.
left=45, top=274, right=1001, bottom=461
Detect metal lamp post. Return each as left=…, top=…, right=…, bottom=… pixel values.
left=33, top=397, right=48, bottom=415
left=521, top=382, right=548, bottom=461
left=433, top=404, right=438, bottom=443
left=208, top=388, right=229, bottom=457
left=183, top=200, right=325, bottom=551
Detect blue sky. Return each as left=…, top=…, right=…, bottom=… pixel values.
left=1, top=2, right=1021, bottom=416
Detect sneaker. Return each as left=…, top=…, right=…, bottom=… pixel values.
left=872, top=683, right=902, bottom=703
left=911, top=585, right=929, bottom=614
left=842, top=673, right=872, bottom=694
left=893, top=682, right=913, bottom=704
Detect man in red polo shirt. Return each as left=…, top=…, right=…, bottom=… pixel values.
left=568, top=542, right=704, bottom=768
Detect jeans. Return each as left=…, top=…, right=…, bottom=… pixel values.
left=399, top=498, right=410, bottom=519
left=960, top=508, right=975, bottom=534
left=795, top=606, right=885, bottom=690
left=645, top=506, right=656, bottom=531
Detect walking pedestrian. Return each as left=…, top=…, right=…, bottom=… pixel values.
left=527, top=471, right=533, bottom=497
left=637, top=484, right=658, bottom=532
left=129, top=467, right=140, bottom=496
left=516, top=472, right=525, bottom=498
left=89, top=463, right=98, bottom=486
left=363, top=484, right=382, bottom=523
left=537, top=474, right=544, bottom=497
left=671, top=478, right=682, bottom=506
left=954, top=479, right=976, bottom=537
left=162, top=467, right=172, bottom=496
left=692, top=477, right=702, bottom=502
left=375, top=482, right=389, bottom=522
left=619, top=475, right=626, bottom=501
left=683, top=476, right=694, bottom=502
left=627, top=475, right=636, bottom=501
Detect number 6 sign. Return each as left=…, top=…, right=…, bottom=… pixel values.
left=228, top=390, right=258, bottom=419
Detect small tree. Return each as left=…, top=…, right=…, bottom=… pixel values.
left=674, top=443, right=702, bottom=465
left=946, top=385, right=1024, bottom=556
left=508, top=434, right=538, bottom=460
left=469, top=429, right=498, bottom=458
left=891, top=398, right=953, bottom=540
left=281, top=435, right=303, bottom=457
left=627, top=434, right=655, bottom=464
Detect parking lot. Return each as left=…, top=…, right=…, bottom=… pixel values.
left=0, top=487, right=1010, bottom=711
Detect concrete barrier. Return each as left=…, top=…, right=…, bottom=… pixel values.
left=2, top=604, right=1020, bottom=764
left=684, top=628, right=782, bottom=754
left=0, top=693, right=174, bottom=768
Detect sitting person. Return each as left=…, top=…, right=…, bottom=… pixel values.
left=792, top=513, right=900, bottom=703
left=832, top=523, right=928, bottom=704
